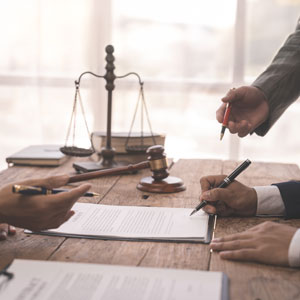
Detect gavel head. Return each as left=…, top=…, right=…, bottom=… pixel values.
left=137, top=145, right=185, bottom=193
left=146, top=145, right=169, bottom=181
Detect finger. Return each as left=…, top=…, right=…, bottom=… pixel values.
left=200, top=175, right=227, bottom=193
left=43, top=174, right=71, bottom=188
left=18, top=174, right=70, bottom=189
left=0, top=224, right=8, bottom=240
left=202, top=187, right=232, bottom=205
left=212, top=232, right=253, bottom=243
left=247, top=222, right=271, bottom=232
left=219, top=249, right=257, bottom=262
left=210, top=239, right=256, bottom=252
left=8, top=225, right=16, bottom=235
left=237, top=120, right=252, bottom=137
left=49, top=184, right=92, bottom=207
left=214, top=201, right=235, bottom=217
left=202, top=205, right=216, bottom=214
left=221, top=88, right=237, bottom=103
left=222, top=87, right=246, bottom=104
left=227, top=120, right=239, bottom=134
left=216, top=103, right=227, bottom=123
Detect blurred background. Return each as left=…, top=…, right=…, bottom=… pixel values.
left=0, top=0, right=300, bottom=170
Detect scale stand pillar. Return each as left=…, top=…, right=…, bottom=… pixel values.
left=73, top=45, right=129, bottom=172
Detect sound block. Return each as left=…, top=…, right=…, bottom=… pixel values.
left=137, top=176, right=186, bottom=193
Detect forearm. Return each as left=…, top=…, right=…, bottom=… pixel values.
left=252, top=18, right=300, bottom=136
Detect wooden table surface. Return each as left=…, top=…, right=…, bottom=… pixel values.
left=1, top=156, right=300, bottom=300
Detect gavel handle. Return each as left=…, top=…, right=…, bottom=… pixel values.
left=68, top=161, right=150, bottom=183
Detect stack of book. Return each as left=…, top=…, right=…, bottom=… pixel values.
left=92, top=131, right=165, bottom=154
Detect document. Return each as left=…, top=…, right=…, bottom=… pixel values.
left=0, top=259, right=228, bottom=300
left=26, top=203, right=214, bottom=243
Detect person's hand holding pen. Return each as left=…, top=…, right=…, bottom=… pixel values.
left=0, top=174, right=91, bottom=232
left=217, top=86, right=269, bottom=138
left=199, top=175, right=257, bottom=217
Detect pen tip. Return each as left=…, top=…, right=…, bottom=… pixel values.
left=220, top=133, right=224, bottom=141
left=92, top=192, right=100, bottom=196
left=190, top=210, right=196, bottom=216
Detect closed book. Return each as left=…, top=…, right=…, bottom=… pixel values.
left=92, top=131, right=165, bottom=153
left=6, top=145, right=68, bottom=167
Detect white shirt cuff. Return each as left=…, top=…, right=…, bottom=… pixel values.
left=254, top=185, right=286, bottom=216
left=288, top=229, right=300, bottom=267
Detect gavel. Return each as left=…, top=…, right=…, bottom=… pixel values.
left=68, top=145, right=186, bottom=193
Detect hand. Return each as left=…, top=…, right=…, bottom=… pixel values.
left=200, top=175, right=257, bottom=216
left=216, top=86, right=269, bottom=137
left=0, top=175, right=91, bottom=231
left=210, top=221, right=297, bottom=267
left=0, top=224, right=16, bottom=240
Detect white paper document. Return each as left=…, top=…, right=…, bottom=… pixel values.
left=27, top=203, right=213, bottom=242
left=0, top=259, right=228, bottom=300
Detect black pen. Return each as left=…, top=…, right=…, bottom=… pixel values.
left=12, top=185, right=100, bottom=197
left=190, top=159, right=251, bottom=216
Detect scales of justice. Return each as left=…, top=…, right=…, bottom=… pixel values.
left=60, top=45, right=185, bottom=193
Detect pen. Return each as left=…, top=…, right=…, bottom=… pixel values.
left=190, top=159, right=251, bottom=216
left=220, top=102, right=232, bottom=141
left=12, top=185, right=100, bottom=197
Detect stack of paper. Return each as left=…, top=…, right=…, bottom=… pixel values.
left=27, top=202, right=214, bottom=243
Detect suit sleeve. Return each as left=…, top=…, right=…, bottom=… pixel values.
left=272, top=181, right=300, bottom=218
left=252, top=18, right=300, bottom=136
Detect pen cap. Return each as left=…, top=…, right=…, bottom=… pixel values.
left=228, top=159, right=251, bottom=180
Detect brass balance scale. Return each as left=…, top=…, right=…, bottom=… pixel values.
left=60, top=45, right=185, bottom=193
left=60, top=45, right=158, bottom=172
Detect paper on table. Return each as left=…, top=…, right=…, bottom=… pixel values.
left=0, top=259, right=228, bottom=300
left=27, top=203, right=210, bottom=242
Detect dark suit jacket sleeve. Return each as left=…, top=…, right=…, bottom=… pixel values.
left=272, top=181, right=300, bottom=218
left=252, top=18, right=300, bottom=136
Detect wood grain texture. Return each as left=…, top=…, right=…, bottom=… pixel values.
left=1, top=157, right=300, bottom=299
left=50, top=159, right=223, bottom=271
left=211, top=159, right=300, bottom=300
left=0, top=157, right=122, bottom=269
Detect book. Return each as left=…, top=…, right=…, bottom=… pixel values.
left=6, top=145, right=68, bottom=167
left=92, top=131, right=165, bottom=154
left=26, top=202, right=215, bottom=243
left=0, top=259, right=229, bottom=300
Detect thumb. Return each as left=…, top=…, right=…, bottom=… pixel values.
left=19, top=174, right=70, bottom=189
left=222, top=87, right=245, bottom=104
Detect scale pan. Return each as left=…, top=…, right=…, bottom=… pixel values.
left=125, top=145, right=152, bottom=154
left=60, top=146, right=94, bottom=157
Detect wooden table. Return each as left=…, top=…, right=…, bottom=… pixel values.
left=1, top=157, right=300, bottom=300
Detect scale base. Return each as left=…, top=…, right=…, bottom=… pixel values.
left=73, top=159, right=129, bottom=173
left=137, top=176, right=186, bottom=193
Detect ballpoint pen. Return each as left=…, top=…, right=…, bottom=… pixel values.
left=220, top=102, right=232, bottom=141
left=190, top=159, right=251, bottom=216
left=12, top=185, right=100, bottom=197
